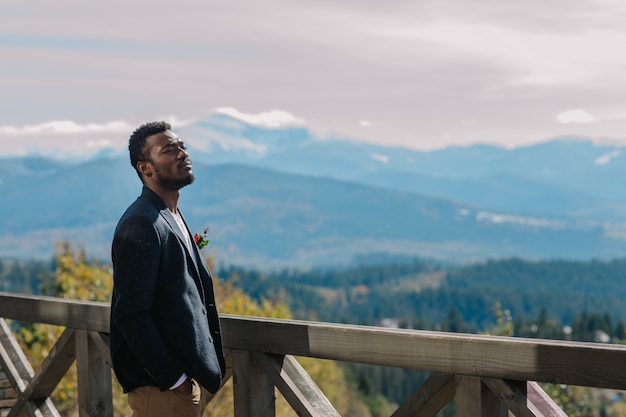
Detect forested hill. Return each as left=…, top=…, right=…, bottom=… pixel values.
left=218, top=256, right=626, bottom=331
left=4, top=253, right=626, bottom=334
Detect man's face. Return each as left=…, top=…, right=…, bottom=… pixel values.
left=143, top=130, right=195, bottom=190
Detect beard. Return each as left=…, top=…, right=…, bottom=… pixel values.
left=154, top=166, right=195, bottom=190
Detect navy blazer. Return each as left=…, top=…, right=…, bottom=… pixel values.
left=109, top=186, right=225, bottom=393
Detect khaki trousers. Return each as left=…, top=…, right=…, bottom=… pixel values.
left=128, top=379, right=209, bottom=417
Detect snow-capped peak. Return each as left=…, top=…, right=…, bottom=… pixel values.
left=214, top=107, right=306, bottom=128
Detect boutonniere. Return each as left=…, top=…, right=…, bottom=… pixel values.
left=194, top=227, right=210, bottom=249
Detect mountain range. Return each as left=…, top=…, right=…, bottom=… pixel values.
left=2, top=112, right=626, bottom=268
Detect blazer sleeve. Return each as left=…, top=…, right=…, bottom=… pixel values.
left=111, top=213, right=185, bottom=390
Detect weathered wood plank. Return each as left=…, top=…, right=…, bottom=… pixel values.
left=252, top=352, right=340, bottom=417
left=481, top=378, right=568, bottom=417
left=232, top=350, right=275, bottom=417
left=481, top=385, right=508, bottom=417
left=481, top=378, right=536, bottom=417
left=27, top=329, right=75, bottom=400
left=3, top=293, right=626, bottom=392
left=0, top=398, right=16, bottom=407
left=87, top=332, right=111, bottom=367
left=455, top=376, right=481, bottom=417
left=7, top=329, right=75, bottom=417
left=76, top=331, right=112, bottom=417
left=390, top=373, right=455, bottom=417
left=0, top=319, right=33, bottom=393
left=0, top=319, right=63, bottom=417
left=527, top=381, right=567, bottom=417
left=0, top=294, right=109, bottom=333
left=220, top=315, right=626, bottom=390
left=222, top=315, right=310, bottom=355
left=15, top=399, right=61, bottom=417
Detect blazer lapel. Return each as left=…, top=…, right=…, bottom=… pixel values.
left=177, top=211, right=213, bottom=281
left=139, top=186, right=207, bottom=284
left=160, top=209, right=201, bottom=272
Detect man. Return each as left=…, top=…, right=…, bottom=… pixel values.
left=110, top=121, right=225, bottom=417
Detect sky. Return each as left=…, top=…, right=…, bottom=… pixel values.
left=2, top=0, right=626, bottom=156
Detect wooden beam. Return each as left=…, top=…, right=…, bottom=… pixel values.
left=481, top=379, right=568, bottom=417
left=0, top=293, right=109, bottom=333
left=455, top=376, right=482, bottom=417
left=0, top=319, right=63, bottom=417
left=14, top=399, right=61, bottom=417
left=390, top=373, right=455, bottom=417
left=2, top=293, right=626, bottom=391
left=232, top=350, right=275, bottom=417
left=1, top=292, right=626, bottom=410
left=527, top=382, right=567, bottom=417
left=87, top=332, right=111, bottom=367
left=481, top=382, right=508, bottom=417
left=220, top=315, right=626, bottom=390
left=8, top=329, right=75, bottom=417
left=252, top=352, right=340, bottom=417
left=481, top=378, right=536, bottom=417
left=27, top=329, right=76, bottom=400
left=0, top=318, right=34, bottom=393
left=76, top=331, right=112, bottom=417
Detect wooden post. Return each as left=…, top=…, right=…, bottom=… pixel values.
left=455, top=376, right=482, bottom=417
left=75, top=331, right=112, bottom=417
left=232, top=350, right=275, bottom=417
left=481, top=380, right=508, bottom=417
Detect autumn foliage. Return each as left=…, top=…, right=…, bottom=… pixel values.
left=13, top=243, right=370, bottom=417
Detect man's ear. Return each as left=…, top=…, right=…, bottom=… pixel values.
left=137, top=161, right=153, bottom=178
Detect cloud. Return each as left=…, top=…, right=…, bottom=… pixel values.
left=0, top=119, right=133, bottom=157
left=556, top=109, right=597, bottom=124
left=86, top=139, right=113, bottom=148
left=0, top=120, right=131, bottom=136
left=215, top=108, right=305, bottom=128
left=386, top=20, right=626, bottom=86
left=3, top=1, right=626, bottom=152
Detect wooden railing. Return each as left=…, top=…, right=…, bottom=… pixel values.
left=1, top=292, right=626, bottom=417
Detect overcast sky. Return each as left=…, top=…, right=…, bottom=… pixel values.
left=2, top=0, right=626, bottom=156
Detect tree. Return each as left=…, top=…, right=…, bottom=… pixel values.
left=14, top=241, right=118, bottom=416
left=487, top=301, right=513, bottom=337
left=15, top=246, right=370, bottom=417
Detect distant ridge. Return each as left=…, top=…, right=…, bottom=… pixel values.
left=1, top=112, right=626, bottom=267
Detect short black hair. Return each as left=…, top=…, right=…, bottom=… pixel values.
left=128, top=121, right=171, bottom=180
